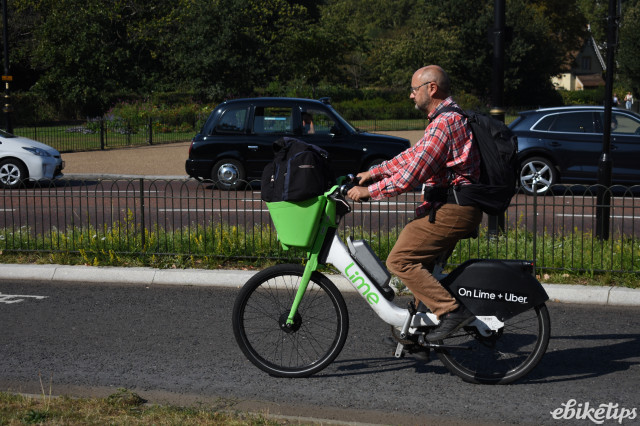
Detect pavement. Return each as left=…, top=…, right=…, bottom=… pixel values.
left=2, top=263, right=639, bottom=307
left=2, top=138, right=640, bottom=307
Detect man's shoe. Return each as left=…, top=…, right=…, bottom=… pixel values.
left=426, top=306, right=474, bottom=342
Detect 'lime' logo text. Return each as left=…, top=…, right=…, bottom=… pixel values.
left=344, top=262, right=379, bottom=305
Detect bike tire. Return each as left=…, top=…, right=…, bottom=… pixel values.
left=435, top=303, right=551, bottom=384
left=232, top=264, right=349, bottom=378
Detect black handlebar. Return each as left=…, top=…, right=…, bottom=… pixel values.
left=339, top=174, right=361, bottom=196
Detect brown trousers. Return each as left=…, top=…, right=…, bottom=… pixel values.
left=386, top=203, right=483, bottom=318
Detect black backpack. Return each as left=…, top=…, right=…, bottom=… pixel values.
left=437, top=107, right=518, bottom=215
left=261, top=137, right=335, bottom=202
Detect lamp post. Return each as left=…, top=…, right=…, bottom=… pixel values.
left=489, top=0, right=506, bottom=234
left=1, top=0, right=12, bottom=133
left=595, top=0, right=620, bottom=241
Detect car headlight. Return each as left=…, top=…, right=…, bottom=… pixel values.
left=22, top=147, right=52, bottom=157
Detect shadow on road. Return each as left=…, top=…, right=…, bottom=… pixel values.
left=525, top=333, right=640, bottom=384
left=316, top=355, right=450, bottom=379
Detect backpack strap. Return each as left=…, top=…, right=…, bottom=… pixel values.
left=428, top=105, right=478, bottom=186
left=430, top=105, right=466, bottom=121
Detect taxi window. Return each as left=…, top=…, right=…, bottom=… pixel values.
left=302, top=109, right=337, bottom=135
left=214, top=107, right=248, bottom=134
left=253, top=107, right=294, bottom=134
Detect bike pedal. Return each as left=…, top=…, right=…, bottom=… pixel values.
left=394, top=342, right=405, bottom=358
left=418, top=333, right=428, bottom=347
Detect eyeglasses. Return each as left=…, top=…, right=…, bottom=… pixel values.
left=410, top=81, right=433, bottom=94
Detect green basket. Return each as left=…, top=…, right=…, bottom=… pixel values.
left=266, top=197, right=327, bottom=250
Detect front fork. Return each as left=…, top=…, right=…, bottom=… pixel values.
left=284, top=204, right=333, bottom=326
left=285, top=252, right=320, bottom=326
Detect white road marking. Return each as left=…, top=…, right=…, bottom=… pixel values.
left=0, top=292, right=48, bottom=304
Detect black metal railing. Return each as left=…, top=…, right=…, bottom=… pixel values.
left=12, top=116, right=205, bottom=153
left=1, top=179, right=639, bottom=274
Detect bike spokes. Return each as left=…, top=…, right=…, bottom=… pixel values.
left=434, top=304, right=551, bottom=384
left=232, top=264, right=349, bottom=378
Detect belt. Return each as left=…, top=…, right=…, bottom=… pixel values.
left=423, top=186, right=463, bottom=223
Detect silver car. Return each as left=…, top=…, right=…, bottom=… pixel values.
left=0, top=130, right=64, bottom=189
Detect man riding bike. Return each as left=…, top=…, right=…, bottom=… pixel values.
left=347, top=65, right=483, bottom=341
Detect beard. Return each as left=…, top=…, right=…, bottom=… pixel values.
left=414, top=100, right=428, bottom=113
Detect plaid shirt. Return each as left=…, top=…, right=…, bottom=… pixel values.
left=368, top=97, right=480, bottom=217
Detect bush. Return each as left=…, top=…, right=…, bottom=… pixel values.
left=333, top=98, right=423, bottom=120
left=107, top=101, right=214, bottom=133
left=11, top=92, right=61, bottom=124
left=558, top=88, right=605, bottom=105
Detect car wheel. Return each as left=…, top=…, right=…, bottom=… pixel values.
left=212, top=159, right=245, bottom=190
left=365, top=157, right=386, bottom=171
left=519, top=157, right=557, bottom=195
left=0, top=159, right=28, bottom=189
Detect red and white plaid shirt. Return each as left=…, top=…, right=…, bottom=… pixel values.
left=367, top=97, right=480, bottom=217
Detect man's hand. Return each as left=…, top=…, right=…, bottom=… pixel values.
left=356, top=171, right=372, bottom=184
left=346, top=170, right=372, bottom=201
left=347, top=185, right=370, bottom=202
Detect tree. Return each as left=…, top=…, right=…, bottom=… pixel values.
left=577, top=0, right=609, bottom=41
left=13, top=0, right=173, bottom=117
left=160, top=0, right=318, bottom=99
left=502, top=0, right=585, bottom=105
left=617, top=0, right=640, bottom=94
left=317, top=0, right=586, bottom=106
left=4, top=0, right=605, bottom=118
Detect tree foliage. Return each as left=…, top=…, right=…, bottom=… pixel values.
left=3, top=0, right=639, bottom=118
left=617, top=0, right=640, bottom=94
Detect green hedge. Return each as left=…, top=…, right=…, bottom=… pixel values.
left=558, top=88, right=605, bottom=105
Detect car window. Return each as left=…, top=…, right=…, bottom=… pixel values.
left=606, top=113, right=640, bottom=135
left=254, top=107, right=294, bottom=135
left=214, top=107, right=248, bottom=134
left=531, top=115, right=556, bottom=131
left=301, top=108, right=337, bottom=135
left=547, top=112, right=596, bottom=133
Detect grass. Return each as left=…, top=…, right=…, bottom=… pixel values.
left=0, top=389, right=284, bottom=425
left=1, top=214, right=638, bottom=288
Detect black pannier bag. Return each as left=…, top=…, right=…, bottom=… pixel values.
left=261, top=137, right=335, bottom=202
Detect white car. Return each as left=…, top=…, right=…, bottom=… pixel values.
left=0, top=130, right=64, bottom=189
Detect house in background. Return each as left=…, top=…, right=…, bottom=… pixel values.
left=552, top=35, right=606, bottom=91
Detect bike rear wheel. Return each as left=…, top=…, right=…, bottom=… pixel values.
left=232, top=264, right=349, bottom=378
left=435, top=303, right=550, bottom=384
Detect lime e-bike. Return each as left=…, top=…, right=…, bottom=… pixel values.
left=232, top=176, right=550, bottom=384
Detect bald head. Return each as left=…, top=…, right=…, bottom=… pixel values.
left=410, top=65, right=451, bottom=114
left=414, top=65, right=451, bottom=97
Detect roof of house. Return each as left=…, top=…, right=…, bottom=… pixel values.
left=577, top=73, right=605, bottom=87
left=559, top=35, right=606, bottom=73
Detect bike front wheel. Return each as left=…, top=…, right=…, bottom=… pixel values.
left=435, top=303, right=551, bottom=384
left=232, top=264, right=349, bottom=378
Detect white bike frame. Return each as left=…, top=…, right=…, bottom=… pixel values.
left=324, top=234, right=504, bottom=338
